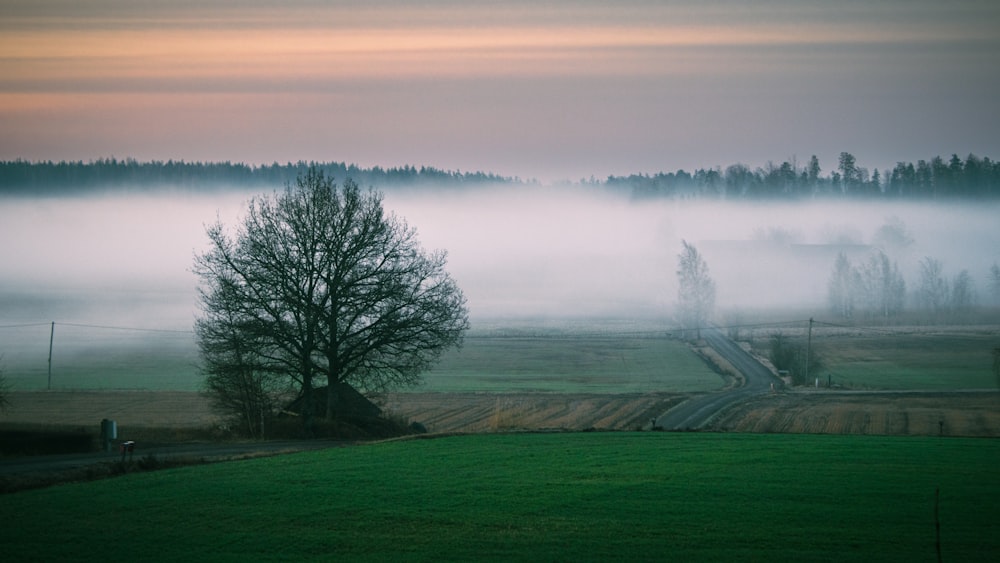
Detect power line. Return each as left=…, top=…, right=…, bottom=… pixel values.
left=0, top=321, right=192, bottom=333
left=56, top=322, right=194, bottom=334
left=0, top=322, right=53, bottom=329
left=810, top=320, right=908, bottom=336
left=712, top=320, right=812, bottom=331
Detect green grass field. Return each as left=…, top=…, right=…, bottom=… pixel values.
left=2, top=432, right=998, bottom=561
left=809, top=329, right=998, bottom=390
left=418, top=334, right=721, bottom=393
left=0, top=321, right=724, bottom=394
left=3, top=319, right=997, bottom=392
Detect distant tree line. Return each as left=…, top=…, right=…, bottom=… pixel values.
left=828, top=253, right=1000, bottom=322
left=605, top=152, right=1000, bottom=200
left=2, top=152, right=999, bottom=198
left=0, top=158, right=518, bottom=194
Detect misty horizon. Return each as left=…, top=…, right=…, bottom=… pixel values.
left=1, top=186, right=998, bottom=330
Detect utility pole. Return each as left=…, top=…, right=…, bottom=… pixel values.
left=805, top=317, right=813, bottom=386
left=47, top=321, right=54, bottom=390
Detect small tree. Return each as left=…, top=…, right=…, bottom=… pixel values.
left=197, top=305, right=289, bottom=438
left=676, top=240, right=716, bottom=340
left=769, top=332, right=824, bottom=386
left=948, top=270, right=976, bottom=315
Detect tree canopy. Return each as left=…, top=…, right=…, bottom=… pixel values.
left=194, top=168, right=469, bottom=433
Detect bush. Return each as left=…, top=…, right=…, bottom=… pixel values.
left=769, top=332, right=824, bottom=386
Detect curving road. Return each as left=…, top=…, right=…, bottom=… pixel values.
left=655, top=327, right=782, bottom=431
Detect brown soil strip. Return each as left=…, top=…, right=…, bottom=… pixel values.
left=712, top=391, right=1000, bottom=437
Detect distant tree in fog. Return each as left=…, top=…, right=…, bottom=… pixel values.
left=752, top=226, right=801, bottom=246
left=950, top=270, right=977, bottom=311
left=856, top=251, right=906, bottom=319
left=873, top=216, right=914, bottom=251
left=194, top=168, right=469, bottom=434
left=827, top=252, right=857, bottom=319
left=988, top=263, right=1000, bottom=306
left=916, top=257, right=949, bottom=314
left=676, top=240, right=716, bottom=339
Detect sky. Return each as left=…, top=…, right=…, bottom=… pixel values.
left=1, top=0, right=999, bottom=182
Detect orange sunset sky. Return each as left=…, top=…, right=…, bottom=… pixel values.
left=2, top=0, right=998, bottom=181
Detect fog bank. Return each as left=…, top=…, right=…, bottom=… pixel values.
left=1, top=188, right=998, bottom=329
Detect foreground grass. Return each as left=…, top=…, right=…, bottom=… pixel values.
left=3, top=433, right=998, bottom=561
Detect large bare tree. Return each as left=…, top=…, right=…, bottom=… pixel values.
left=194, top=168, right=469, bottom=433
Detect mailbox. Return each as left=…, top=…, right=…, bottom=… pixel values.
left=119, top=440, right=135, bottom=462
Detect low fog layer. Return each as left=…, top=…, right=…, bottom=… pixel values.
left=1, top=188, right=999, bottom=329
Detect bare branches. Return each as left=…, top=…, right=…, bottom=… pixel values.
left=194, top=167, right=469, bottom=429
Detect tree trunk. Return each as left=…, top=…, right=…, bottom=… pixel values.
left=326, top=383, right=338, bottom=421
left=326, top=359, right=341, bottom=420
left=301, top=372, right=315, bottom=436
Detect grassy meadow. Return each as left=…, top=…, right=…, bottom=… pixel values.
left=2, top=432, right=999, bottom=561
left=811, top=330, right=999, bottom=390
left=0, top=321, right=724, bottom=394
left=737, top=321, right=999, bottom=390
left=2, top=318, right=996, bottom=393
left=417, top=333, right=721, bottom=393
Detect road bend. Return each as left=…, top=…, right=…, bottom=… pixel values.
left=656, top=327, right=782, bottom=431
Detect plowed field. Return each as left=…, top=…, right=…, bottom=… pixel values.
left=714, top=390, right=1000, bottom=437
left=3, top=389, right=998, bottom=438
left=382, top=392, right=686, bottom=432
